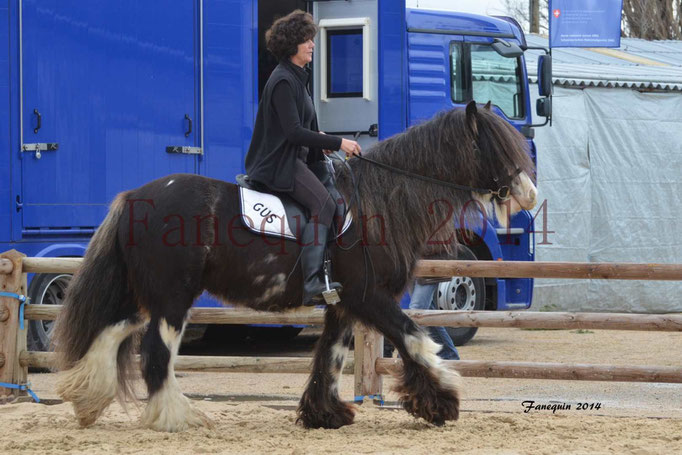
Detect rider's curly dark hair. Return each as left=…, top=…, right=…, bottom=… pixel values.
left=265, top=10, right=318, bottom=61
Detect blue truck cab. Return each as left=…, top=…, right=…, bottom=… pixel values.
left=1, top=1, right=551, bottom=349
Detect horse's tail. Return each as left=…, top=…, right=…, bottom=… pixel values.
left=52, top=190, right=137, bottom=387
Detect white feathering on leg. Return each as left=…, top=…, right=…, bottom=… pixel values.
left=57, top=319, right=144, bottom=427
left=404, top=332, right=461, bottom=394
left=329, top=340, right=349, bottom=395
left=141, top=319, right=213, bottom=432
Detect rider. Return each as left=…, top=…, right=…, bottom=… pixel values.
left=245, top=10, right=361, bottom=306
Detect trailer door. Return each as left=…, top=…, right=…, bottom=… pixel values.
left=312, top=0, right=378, bottom=151
left=20, top=1, right=199, bottom=232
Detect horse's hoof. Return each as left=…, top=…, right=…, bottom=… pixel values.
left=400, top=391, right=460, bottom=425
left=296, top=400, right=356, bottom=429
left=57, top=362, right=117, bottom=428
left=141, top=392, right=214, bottom=432
left=73, top=403, right=107, bottom=428
left=393, top=363, right=460, bottom=425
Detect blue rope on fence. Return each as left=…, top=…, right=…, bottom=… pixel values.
left=0, top=291, right=27, bottom=330
left=0, top=289, right=37, bottom=402
left=354, top=394, right=385, bottom=405
left=0, top=382, right=40, bottom=403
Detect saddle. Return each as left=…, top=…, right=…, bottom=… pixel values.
left=236, top=159, right=352, bottom=241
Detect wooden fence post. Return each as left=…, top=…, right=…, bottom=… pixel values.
left=0, top=250, right=27, bottom=399
left=353, top=323, right=383, bottom=403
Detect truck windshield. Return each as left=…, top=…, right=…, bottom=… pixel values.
left=450, top=43, right=525, bottom=119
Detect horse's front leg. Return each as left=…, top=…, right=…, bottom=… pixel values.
left=297, top=306, right=355, bottom=429
left=140, top=314, right=213, bottom=432
left=354, top=294, right=460, bottom=426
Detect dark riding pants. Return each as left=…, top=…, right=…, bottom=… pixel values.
left=289, top=159, right=336, bottom=229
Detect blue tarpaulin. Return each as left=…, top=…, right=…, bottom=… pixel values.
left=549, top=0, right=623, bottom=48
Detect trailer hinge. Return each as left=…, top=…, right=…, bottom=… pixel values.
left=166, top=146, right=203, bottom=155
left=21, top=143, right=59, bottom=159
left=15, top=196, right=23, bottom=212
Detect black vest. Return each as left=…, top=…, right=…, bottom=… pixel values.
left=244, top=61, right=324, bottom=192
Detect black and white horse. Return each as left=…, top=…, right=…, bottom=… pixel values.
left=53, top=101, right=537, bottom=431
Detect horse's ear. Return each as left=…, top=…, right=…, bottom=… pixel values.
left=465, top=100, right=478, bottom=135
left=484, top=101, right=492, bottom=110
left=466, top=100, right=478, bottom=117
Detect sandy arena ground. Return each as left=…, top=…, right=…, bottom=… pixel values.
left=1, top=327, right=681, bottom=454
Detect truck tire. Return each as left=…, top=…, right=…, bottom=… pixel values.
left=27, top=273, right=72, bottom=352
left=433, top=245, right=485, bottom=346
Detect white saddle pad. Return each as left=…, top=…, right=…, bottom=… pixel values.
left=239, top=187, right=352, bottom=240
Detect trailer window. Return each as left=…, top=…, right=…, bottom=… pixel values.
left=326, top=29, right=363, bottom=97
left=318, top=17, right=372, bottom=101
left=450, top=43, right=525, bottom=119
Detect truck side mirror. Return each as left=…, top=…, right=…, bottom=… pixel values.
left=492, top=39, right=523, bottom=58
left=536, top=97, right=552, bottom=118
left=537, top=55, right=553, bottom=97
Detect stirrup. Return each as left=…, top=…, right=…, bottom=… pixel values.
left=321, top=288, right=341, bottom=305
left=322, top=258, right=341, bottom=305
left=303, top=286, right=340, bottom=306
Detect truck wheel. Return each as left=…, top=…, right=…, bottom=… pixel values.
left=433, top=245, right=485, bottom=346
left=27, top=273, right=72, bottom=352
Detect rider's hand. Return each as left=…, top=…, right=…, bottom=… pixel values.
left=340, top=138, right=362, bottom=158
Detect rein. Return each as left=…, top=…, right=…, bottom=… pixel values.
left=354, top=154, right=516, bottom=201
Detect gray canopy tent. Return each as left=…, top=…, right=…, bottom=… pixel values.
left=523, top=36, right=682, bottom=312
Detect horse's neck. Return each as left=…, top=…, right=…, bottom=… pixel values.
left=337, top=156, right=453, bottom=261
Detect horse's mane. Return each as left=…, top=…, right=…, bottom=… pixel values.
left=335, top=106, right=535, bottom=282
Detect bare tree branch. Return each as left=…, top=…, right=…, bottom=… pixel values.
left=622, top=0, right=681, bottom=40
left=503, top=0, right=549, bottom=34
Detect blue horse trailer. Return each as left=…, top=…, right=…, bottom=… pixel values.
left=0, top=0, right=551, bottom=349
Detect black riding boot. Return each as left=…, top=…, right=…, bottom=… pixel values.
left=301, top=223, right=342, bottom=306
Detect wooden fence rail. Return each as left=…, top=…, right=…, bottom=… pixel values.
left=13, top=257, right=682, bottom=280
left=19, top=351, right=682, bottom=384
left=376, top=359, right=682, bottom=383
left=20, top=351, right=352, bottom=375
left=2, top=253, right=682, bottom=402
left=23, top=305, right=682, bottom=331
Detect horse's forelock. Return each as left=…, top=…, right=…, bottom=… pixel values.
left=475, top=109, right=535, bottom=188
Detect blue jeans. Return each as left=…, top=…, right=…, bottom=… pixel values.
left=409, top=283, right=460, bottom=360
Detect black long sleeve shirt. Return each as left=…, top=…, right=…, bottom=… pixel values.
left=271, top=80, right=342, bottom=152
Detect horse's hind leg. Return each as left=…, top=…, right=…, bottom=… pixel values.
left=139, top=313, right=212, bottom=432
left=57, top=317, right=145, bottom=427
left=297, top=306, right=355, bottom=429
left=355, top=295, right=460, bottom=426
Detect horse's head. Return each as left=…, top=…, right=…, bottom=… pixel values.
left=453, top=101, right=537, bottom=228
